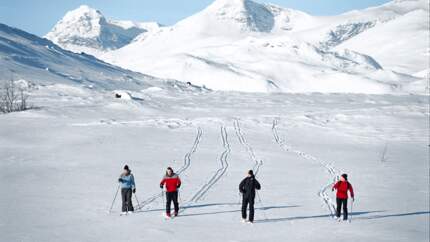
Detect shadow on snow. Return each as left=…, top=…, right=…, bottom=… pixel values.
left=255, top=211, right=430, bottom=223
left=138, top=202, right=299, bottom=217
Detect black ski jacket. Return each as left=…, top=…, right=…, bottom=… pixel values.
left=239, top=176, right=261, bottom=198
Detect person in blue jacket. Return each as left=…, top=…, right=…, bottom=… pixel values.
left=118, top=165, right=136, bottom=214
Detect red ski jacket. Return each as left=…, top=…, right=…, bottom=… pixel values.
left=333, top=181, right=354, bottom=199
left=160, top=173, right=181, bottom=192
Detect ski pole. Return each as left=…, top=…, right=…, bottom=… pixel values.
left=161, top=189, right=165, bottom=209
left=134, top=193, right=141, bottom=211
left=108, top=184, right=120, bottom=214
left=256, top=190, right=268, bottom=220
left=178, top=190, right=183, bottom=203
left=349, top=199, right=354, bottom=223
left=177, top=190, right=184, bottom=214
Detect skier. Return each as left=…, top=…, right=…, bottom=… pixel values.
left=160, top=167, right=181, bottom=218
left=118, top=165, right=136, bottom=215
left=239, top=170, right=261, bottom=223
left=332, top=173, right=354, bottom=221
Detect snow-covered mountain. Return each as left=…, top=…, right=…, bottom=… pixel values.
left=45, top=5, right=161, bottom=57
left=98, top=0, right=427, bottom=93
left=308, top=0, right=430, bottom=76
left=309, top=0, right=429, bottom=77
left=1, top=2, right=428, bottom=241
left=0, top=22, right=198, bottom=92
left=170, top=0, right=312, bottom=35
left=333, top=5, right=429, bottom=75
left=42, top=0, right=430, bottom=93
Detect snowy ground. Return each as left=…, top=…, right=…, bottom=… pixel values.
left=0, top=86, right=428, bottom=242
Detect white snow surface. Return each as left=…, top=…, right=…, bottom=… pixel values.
left=0, top=7, right=428, bottom=241
left=0, top=82, right=428, bottom=242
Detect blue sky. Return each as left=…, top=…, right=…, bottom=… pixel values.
left=0, top=0, right=391, bottom=36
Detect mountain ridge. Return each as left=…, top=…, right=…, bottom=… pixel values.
left=11, top=0, right=430, bottom=94
left=45, top=5, right=161, bottom=56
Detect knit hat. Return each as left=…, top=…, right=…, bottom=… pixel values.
left=341, top=173, right=348, bottom=180
left=248, top=170, right=254, bottom=176
left=124, top=165, right=130, bottom=171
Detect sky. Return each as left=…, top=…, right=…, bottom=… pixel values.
left=0, top=0, right=392, bottom=36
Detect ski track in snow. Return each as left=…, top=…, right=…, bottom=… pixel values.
left=73, top=118, right=193, bottom=129
left=135, top=127, right=203, bottom=211
left=272, top=118, right=339, bottom=217
left=177, top=127, right=203, bottom=175
left=233, top=119, right=263, bottom=175
left=233, top=119, right=266, bottom=209
left=182, top=126, right=231, bottom=210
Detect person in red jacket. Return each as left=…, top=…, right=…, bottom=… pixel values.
left=160, top=167, right=181, bottom=218
left=332, top=173, right=354, bottom=221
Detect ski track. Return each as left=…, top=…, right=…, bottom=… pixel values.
left=233, top=119, right=265, bottom=209
left=135, top=127, right=203, bottom=211
left=272, top=118, right=339, bottom=217
left=233, top=119, right=263, bottom=175
left=177, top=127, right=203, bottom=175
left=182, top=126, right=231, bottom=211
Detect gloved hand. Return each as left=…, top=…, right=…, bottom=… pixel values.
left=352, top=197, right=355, bottom=202
left=133, top=188, right=136, bottom=194
left=177, top=184, right=181, bottom=189
left=118, top=178, right=124, bottom=183
left=160, top=184, right=163, bottom=189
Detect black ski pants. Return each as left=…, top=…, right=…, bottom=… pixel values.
left=121, top=188, right=134, bottom=212
left=166, top=191, right=179, bottom=215
left=241, top=195, right=255, bottom=222
left=336, top=198, right=348, bottom=220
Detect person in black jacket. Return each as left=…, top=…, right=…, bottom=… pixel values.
left=239, top=170, right=261, bottom=223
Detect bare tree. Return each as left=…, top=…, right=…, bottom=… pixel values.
left=0, top=79, right=31, bottom=113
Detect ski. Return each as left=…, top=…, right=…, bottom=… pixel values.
left=120, top=212, right=134, bottom=216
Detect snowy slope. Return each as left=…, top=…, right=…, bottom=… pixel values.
left=45, top=5, right=161, bottom=57
left=100, top=0, right=426, bottom=93
left=0, top=83, right=428, bottom=242
left=335, top=8, right=429, bottom=75
left=0, top=22, right=205, bottom=94
left=295, top=0, right=428, bottom=46
left=170, top=0, right=313, bottom=35
left=0, top=2, right=428, bottom=241
left=275, top=0, right=429, bottom=77
left=290, top=0, right=429, bottom=78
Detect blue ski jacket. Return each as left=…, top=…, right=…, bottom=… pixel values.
left=119, top=173, right=135, bottom=189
